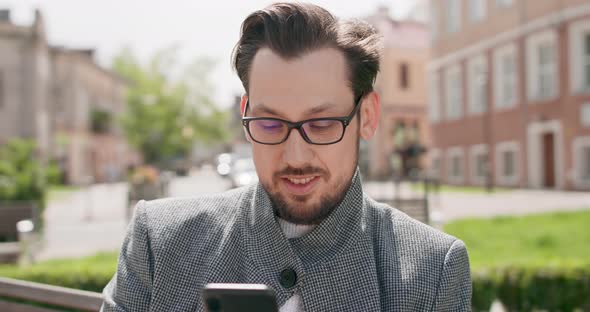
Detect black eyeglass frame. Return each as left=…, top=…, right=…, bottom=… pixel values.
left=241, top=95, right=364, bottom=145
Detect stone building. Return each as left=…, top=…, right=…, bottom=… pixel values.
left=0, top=9, right=138, bottom=185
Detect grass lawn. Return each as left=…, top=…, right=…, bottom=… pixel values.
left=444, top=210, right=590, bottom=269
left=410, top=182, right=512, bottom=194
left=47, top=185, right=80, bottom=202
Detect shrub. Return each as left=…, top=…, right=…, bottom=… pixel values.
left=472, top=265, right=590, bottom=311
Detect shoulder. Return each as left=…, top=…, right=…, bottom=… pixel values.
left=135, top=185, right=252, bottom=242
left=364, top=195, right=465, bottom=264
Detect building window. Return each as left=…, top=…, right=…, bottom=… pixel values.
left=470, top=145, right=488, bottom=185
left=469, top=0, right=487, bottom=22
left=400, top=63, right=409, bottom=89
left=468, top=55, right=488, bottom=115
left=582, top=103, right=590, bottom=127
left=447, top=147, right=464, bottom=184
left=494, top=44, right=518, bottom=109
left=445, top=65, right=463, bottom=120
left=496, top=0, right=513, bottom=8
left=447, top=0, right=461, bottom=34
left=495, top=141, right=520, bottom=186
left=573, top=136, right=590, bottom=188
left=569, top=20, right=590, bottom=93
left=526, top=30, right=558, bottom=101
left=428, top=72, right=441, bottom=122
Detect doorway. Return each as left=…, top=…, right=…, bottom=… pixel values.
left=542, top=132, right=555, bottom=188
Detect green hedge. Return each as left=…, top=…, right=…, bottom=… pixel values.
left=1, top=254, right=589, bottom=311
left=0, top=252, right=117, bottom=293
left=472, top=265, right=590, bottom=312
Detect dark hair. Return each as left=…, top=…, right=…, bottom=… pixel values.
left=232, top=2, right=382, bottom=100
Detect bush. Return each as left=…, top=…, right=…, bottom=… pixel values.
left=0, top=252, right=118, bottom=293
left=0, top=139, right=62, bottom=233
left=472, top=265, right=590, bottom=311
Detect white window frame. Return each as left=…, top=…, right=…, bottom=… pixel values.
left=493, top=43, right=518, bottom=110
left=573, top=136, right=590, bottom=189
left=428, top=71, right=441, bottom=123
left=447, top=146, right=465, bottom=184
left=445, top=64, right=463, bottom=120
left=582, top=102, right=590, bottom=128
left=469, top=0, right=487, bottom=23
left=467, top=55, right=488, bottom=115
left=495, top=141, right=520, bottom=186
left=429, top=148, right=442, bottom=179
left=469, top=144, right=488, bottom=185
left=430, top=0, right=440, bottom=41
left=568, top=19, right=590, bottom=94
left=526, top=29, right=559, bottom=101
left=447, top=0, right=462, bottom=34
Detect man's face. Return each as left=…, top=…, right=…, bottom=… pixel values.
left=242, top=47, right=379, bottom=224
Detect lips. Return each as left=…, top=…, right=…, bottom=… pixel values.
left=281, top=175, right=320, bottom=196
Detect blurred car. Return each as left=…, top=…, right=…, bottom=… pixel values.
left=216, top=153, right=233, bottom=177
left=229, top=157, right=258, bottom=188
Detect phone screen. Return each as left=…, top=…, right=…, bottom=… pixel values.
left=203, top=283, right=279, bottom=312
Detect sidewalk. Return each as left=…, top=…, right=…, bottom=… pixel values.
left=364, top=180, right=590, bottom=222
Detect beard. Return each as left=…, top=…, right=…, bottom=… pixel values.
left=261, top=136, right=360, bottom=225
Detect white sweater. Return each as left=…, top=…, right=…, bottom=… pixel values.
left=277, top=219, right=315, bottom=312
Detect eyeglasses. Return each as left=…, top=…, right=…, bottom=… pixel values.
left=242, top=96, right=363, bottom=145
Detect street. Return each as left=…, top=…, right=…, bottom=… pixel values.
left=36, top=167, right=590, bottom=261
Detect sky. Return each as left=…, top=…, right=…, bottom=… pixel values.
left=0, top=0, right=418, bottom=108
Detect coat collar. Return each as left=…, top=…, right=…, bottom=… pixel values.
left=240, top=167, right=370, bottom=306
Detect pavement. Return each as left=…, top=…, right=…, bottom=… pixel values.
left=363, top=181, right=590, bottom=222
left=35, top=167, right=590, bottom=261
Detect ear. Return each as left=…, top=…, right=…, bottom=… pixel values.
left=240, top=94, right=248, bottom=116
left=359, top=91, right=380, bottom=141
left=239, top=94, right=252, bottom=143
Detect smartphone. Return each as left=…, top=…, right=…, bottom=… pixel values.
left=202, top=283, right=279, bottom=312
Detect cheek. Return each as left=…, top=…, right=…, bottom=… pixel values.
left=252, top=145, right=280, bottom=176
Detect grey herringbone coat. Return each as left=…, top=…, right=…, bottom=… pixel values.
left=101, top=170, right=472, bottom=311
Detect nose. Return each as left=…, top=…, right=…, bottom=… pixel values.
left=282, top=128, right=314, bottom=167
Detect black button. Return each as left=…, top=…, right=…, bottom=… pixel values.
left=279, top=268, right=297, bottom=288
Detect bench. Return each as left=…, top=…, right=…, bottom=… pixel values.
left=0, top=201, right=39, bottom=263
left=382, top=198, right=429, bottom=224
left=0, top=276, right=102, bottom=312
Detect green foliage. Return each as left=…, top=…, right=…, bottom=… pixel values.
left=90, top=109, right=113, bottom=134
left=0, top=252, right=118, bottom=293
left=444, top=210, right=590, bottom=268
left=0, top=139, right=46, bottom=204
left=112, top=47, right=228, bottom=165
left=471, top=265, right=590, bottom=311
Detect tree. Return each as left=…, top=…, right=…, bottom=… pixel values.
left=112, top=47, right=228, bottom=166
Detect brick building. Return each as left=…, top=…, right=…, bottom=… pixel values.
left=0, top=10, right=138, bottom=184
left=428, top=0, right=590, bottom=190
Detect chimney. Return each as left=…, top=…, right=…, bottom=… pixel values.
left=0, top=9, right=11, bottom=23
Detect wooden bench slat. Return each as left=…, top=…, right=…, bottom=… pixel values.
left=0, top=277, right=103, bottom=311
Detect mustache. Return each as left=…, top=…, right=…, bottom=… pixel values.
left=274, top=165, right=328, bottom=177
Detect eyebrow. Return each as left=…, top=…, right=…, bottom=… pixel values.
left=249, top=102, right=339, bottom=119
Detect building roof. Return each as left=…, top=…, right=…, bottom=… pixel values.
left=365, top=7, right=430, bottom=49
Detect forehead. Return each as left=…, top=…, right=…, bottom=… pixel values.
left=248, top=47, right=353, bottom=115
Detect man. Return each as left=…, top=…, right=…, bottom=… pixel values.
left=101, top=3, right=472, bottom=311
